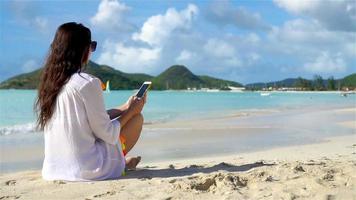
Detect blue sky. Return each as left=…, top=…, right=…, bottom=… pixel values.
left=0, top=0, right=355, bottom=84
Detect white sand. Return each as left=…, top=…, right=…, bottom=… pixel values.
left=1, top=134, right=355, bottom=200
left=1, top=105, right=355, bottom=199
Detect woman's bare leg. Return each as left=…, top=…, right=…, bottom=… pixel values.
left=120, top=113, right=143, bottom=153
left=120, top=113, right=143, bottom=169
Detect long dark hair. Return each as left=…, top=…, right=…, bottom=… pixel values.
left=35, top=22, right=91, bottom=130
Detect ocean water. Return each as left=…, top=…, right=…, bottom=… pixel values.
left=1, top=89, right=355, bottom=133
left=0, top=89, right=355, bottom=172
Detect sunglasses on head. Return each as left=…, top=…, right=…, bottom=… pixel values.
left=90, top=41, right=97, bottom=52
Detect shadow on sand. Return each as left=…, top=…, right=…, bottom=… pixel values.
left=121, top=161, right=275, bottom=180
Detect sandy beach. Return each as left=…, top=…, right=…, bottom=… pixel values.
left=1, top=106, right=355, bottom=200
left=1, top=134, right=355, bottom=200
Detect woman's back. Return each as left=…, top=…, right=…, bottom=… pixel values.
left=42, top=72, right=125, bottom=181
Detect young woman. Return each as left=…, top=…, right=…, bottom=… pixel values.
left=36, top=22, right=144, bottom=181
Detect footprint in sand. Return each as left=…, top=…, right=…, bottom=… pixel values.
left=92, top=191, right=117, bottom=198
left=326, top=194, right=336, bottom=200
left=265, top=175, right=279, bottom=182
left=168, top=179, right=177, bottom=184
left=294, top=165, right=306, bottom=172
left=5, top=180, right=16, bottom=186
left=304, top=161, right=326, bottom=166
left=0, top=195, right=21, bottom=199
left=52, top=180, right=66, bottom=185
left=323, top=171, right=335, bottom=181
left=190, top=178, right=216, bottom=191
left=257, top=171, right=266, bottom=177
left=223, top=175, right=248, bottom=188
left=187, top=176, right=199, bottom=180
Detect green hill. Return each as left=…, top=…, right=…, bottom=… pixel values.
left=246, top=73, right=356, bottom=90
left=0, top=69, right=42, bottom=89
left=0, top=62, right=242, bottom=90
left=84, top=61, right=153, bottom=89
left=152, top=65, right=203, bottom=90
left=0, top=61, right=153, bottom=90
left=341, top=73, right=356, bottom=88
left=151, top=65, right=242, bottom=90
left=198, top=75, right=242, bottom=89
left=246, top=78, right=299, bottom=89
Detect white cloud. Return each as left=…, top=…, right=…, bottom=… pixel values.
left=90, top=0, right=133, bottom=31
left=263, top=18, right=354, bottom=75
left=204, top=38, right=236, bottom=58
left=97, top=40, right=161, bottom=73
left=269, top=19, right=325, bottom=47
left=9, top=1, right=49, bottom=32
left=224, top=57, right=243, bottom=67
left=22, top=59, right=39, bottom=72
left=93, top=1, right=353, bottom=82
left=267, top=19, right=354, bottom=57
left=203, top=38, right=243, bottom=67
left=245, top=33, right=260, bottom=44
left=95, top=4, right=199, bottom=73
left=246, top=52, right=260, bottom=65
left=132, top=4, right=198, bottom=46
left=345, top=42, right=356, bottom=57
left=303, top=52, right=347, bottom=73
left=176, top=50, right=193, bottom=62
left=273, top=0, right=318, bottom=13
left=274, top=0, right=356, bottom=31
left=207, top=0, right=270, bottom=30
left=34, top=17, right=48, bottom=31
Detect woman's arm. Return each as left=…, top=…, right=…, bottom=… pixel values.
left=109, top=93, right=146, bottom=126
left=81, top=78, right=122, bottom=145
left=81, top=79, right=144, bottom=145
left=107, top=103, right=128, bottom=120
left=117, top=97, right=144, bottom=127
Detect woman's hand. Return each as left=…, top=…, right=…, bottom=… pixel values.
left=142, top=93, right=147, bottom=104
left=128, top=96, right=144, bottom=115
left=125, top=96, right=134, bottom=109
left=118, top=93, right=147, bottom=127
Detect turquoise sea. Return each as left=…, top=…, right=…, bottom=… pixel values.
left=0, top=89, right=355, bottom=172
left=1, top=89, right=355, bottom=130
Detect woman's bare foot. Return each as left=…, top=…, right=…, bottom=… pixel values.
left=125, top=156, right=141, bottom=170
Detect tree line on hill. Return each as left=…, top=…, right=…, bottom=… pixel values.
left=0, top=61, right=243, bottom=90
left=246, top=73, right=356, bottom=91
left=0, top=60, right=354, bottom=91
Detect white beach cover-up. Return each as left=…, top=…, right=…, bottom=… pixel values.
left=42, top=72, right=125, bottom=181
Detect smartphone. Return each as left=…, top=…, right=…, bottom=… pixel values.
left=136, top=81, right=152, bottom=98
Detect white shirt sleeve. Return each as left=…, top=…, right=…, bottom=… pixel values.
left=80, top=77, right=120, bottom=145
